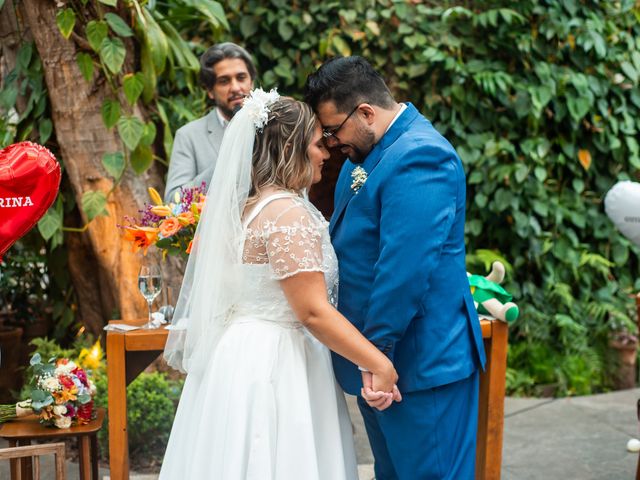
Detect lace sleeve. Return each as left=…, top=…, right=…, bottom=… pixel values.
left=259, top=198, right=328, bottom=280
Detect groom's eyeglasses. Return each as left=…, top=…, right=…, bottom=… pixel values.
left=322, top=105, right=359, bottom=142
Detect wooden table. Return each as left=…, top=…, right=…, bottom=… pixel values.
left=0, top=408, right=105, bottom=480
left=106, top=318, right=508, bottom=480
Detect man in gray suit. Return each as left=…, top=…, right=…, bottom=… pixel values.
left=164, top=43, right=256, bottom=203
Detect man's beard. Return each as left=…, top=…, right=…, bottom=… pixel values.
left=343, top=128, right=376, bottom=164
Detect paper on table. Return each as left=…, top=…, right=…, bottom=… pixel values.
left=103, top=323, right=142, bottom=332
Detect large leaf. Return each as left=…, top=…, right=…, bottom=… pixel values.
left=139, top=44, right=157, bottom=104
left=140, top=121, right=157, bottom=147
left=105, top=12, right=133, bottom=37
left=101, top=99, right=121, bottom=129
left=85, top=21, right=108, bottom=52
left=138, top=8, right=168, bottom=75
left=56, top=9, right=76, bottom=39
left=37, top=207, right=63, bottom=241
left=99, top=37, right=126, bottom=74
left=81, top=190, right=108, bottom=221
left=122, top=73, right=145, bottom=106
left=98, top=0, right=117, bottom=6
left=117, top=115, right=145, bottom=150
left=130, top=144, right=153, bottom=174
left=76, top=52, right=95, bottom=82
left=102, top=151, right=125, bottom=180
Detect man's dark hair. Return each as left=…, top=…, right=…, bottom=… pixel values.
left=199, top=42, right=257, bottom=90
left=304, top=56, right=395, bottom=113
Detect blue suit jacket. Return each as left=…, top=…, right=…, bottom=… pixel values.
left=330, top=103, right=486, bottom=395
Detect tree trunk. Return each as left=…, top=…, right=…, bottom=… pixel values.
left=20, top=0, right=172, bottom=330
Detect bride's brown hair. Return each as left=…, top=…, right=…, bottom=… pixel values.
left=248, top=97, right=316, bottom=204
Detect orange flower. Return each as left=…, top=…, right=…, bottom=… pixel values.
left=177, top=211, right=195, bottom=226
left=123, top=226, right=159, bottom=255
left=186, top=240, right=193, bottom=254
left=160, top=217, right=182, bottom=237
left=53, top=386, right=78, bottom=404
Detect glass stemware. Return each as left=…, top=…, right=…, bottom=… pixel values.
left=138, top=264, right=162, bottom=329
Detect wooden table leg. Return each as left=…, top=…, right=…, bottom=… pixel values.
left=91, top=434, right=99, bottom=480
left=107, top=332, right=130, bottom=480
left=78, top=435, right=91, bottom=480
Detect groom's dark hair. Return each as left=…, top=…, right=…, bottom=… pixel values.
left=304, top=56, right=395, bottom=113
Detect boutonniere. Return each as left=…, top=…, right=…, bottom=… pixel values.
left=350, top=166, right=368, bottom=194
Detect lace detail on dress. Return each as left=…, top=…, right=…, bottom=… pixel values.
left=240, top=193, right=338, bottom=306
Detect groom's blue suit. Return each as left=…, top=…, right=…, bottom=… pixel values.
left=330, top=103, right=486, bottom=479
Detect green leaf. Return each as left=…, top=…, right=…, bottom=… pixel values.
left=30, top=353, right=42, bottom=366
left=117, top=115, right=145, bottom=150
left=76, top=53, right=94, bottom=82
left=77, top=393, right=92, bottom=404
left=122, top=73, right=145, bottom=106
left=38, top=207, right=63, bottom=241
left=98, top=0, right=117, bottom=6
left=331, top=36, right=351, bottom=57
left=105, top=12, right=133, bottom=37
left=140, top=122, right=157, bottom=147
left=16, top=43, right=33, bottom=71
left=86, top=21, right=108, bottom=52
left=81, top=190, right=108, bottom=221
left=99, top=37, right=126, bottom=74
left=39, top=118, right=52, bottom=144
left=56, top=9, right=76, bottom=39
left=101, top=99, right=121, bottom=129
left=240, top=16, right=258, bottom=37
left=130, top=144, right=153, bottom=174
left=621, top=61, right=638, bottom=84
left=278, top=19, right=293, bottom=41
left=102, top=152, right=125, bottom=180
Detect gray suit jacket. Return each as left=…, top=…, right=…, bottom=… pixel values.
left=164, top=108, right=226, bottom=203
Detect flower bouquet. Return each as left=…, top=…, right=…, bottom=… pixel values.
left=121, top=184, right=206, bottom=257
left=0, top=353, right=97, bottom=428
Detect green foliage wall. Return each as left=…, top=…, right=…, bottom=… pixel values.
left=221, top=0, right=640, bottom=395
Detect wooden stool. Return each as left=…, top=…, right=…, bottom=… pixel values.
left=0, top=408, right=105, bottom=480
left=0, top=442, right=66, bottom=479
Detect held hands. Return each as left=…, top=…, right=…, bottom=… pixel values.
left=361, top=371, right=402, bottom=411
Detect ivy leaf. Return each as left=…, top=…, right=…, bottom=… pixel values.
left=98, top=0, right=118, bottom=6
left=105, top=12, right=133, bottom=37
left=331, top=36, right=351, bottom=57
left=240, top=16, right=258, bottom=37
left=86, top=21, right=108, bottom=52
left=38, top=207, right=63, bottom=241
left=101, top=99, right=121, bottom=129
left=140, top=121, right=157, bottom=147
left=81, top=190, right=108, bottom=221
left=577, top=149, right=591, bottom=171
left=39, top=118, right=52, bottom=144
left=56, top=8, right=76, bottom=40
left=99, top=37, right=126, bottom=74
left=122, top=73, right=145, bottom=106
left=130, top=144, right=153, bottom=174
left=278, top=19, right=293, bottom=41
left=76, top=53, right=94, bottom=82
left=102, top=151, right=125, bottom=180
left=117, top=115, right=145, bottom=150
left=16, top=43, right=33, bottom=71
left=621, top=61, right=638, bottom=84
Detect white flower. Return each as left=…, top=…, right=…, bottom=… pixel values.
left=54, top=415, right=72, bottom=429
left=350, top=166, right=368, bottom=193
left=41, top=376, right=60, bottom=392
left=55, top=361, right=77, bottom=375
left=89, top=380, right=97, bottom=396
left=53, top=405, right=67, bottom=416
left=243, top=88, right=280, bottom=131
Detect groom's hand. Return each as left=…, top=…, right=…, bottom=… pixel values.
left=361, top=372, right=402, bottom=411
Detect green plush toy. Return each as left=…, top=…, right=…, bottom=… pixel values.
left=468, top=261, right=519, bottom=324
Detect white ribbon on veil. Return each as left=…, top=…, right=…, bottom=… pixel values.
left=164, top=88, right=280, bottom=373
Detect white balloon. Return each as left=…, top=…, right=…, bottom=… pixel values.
left=604, top=181, right=640, bottom=248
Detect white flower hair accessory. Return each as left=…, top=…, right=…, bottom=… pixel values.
left=351, top=166, right=368, bottom=193
left=243, top=87, right=280, bottom=131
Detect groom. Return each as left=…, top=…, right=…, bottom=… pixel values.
left=305, top=57, right=486, bottom=479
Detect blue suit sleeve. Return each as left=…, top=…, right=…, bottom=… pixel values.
left=362, top=142, right=460, bottom=360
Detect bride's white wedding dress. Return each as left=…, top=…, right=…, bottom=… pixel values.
left=159, top=192, right=358, bottom=480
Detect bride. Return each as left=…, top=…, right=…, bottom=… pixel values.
left=159, top=90, right=399, bottom=480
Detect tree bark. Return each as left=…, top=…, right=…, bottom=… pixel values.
left=20, top=0, right=171, bottom=329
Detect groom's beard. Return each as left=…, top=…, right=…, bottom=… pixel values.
left=340, top=127, right=376, bottom=164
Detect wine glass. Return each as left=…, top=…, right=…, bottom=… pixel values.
left=138, top=264, right=163, bottom=329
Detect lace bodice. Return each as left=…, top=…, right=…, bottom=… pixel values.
left=232, top=193, right=338, bottom=323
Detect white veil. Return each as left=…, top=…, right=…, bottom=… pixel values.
left=164, top=88, right=280, bottom=373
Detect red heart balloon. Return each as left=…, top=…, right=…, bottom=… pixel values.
left=0, top=141, right=61, bottom=261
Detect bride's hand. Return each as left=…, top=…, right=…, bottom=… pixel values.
left=361, top=371, right=402, bottom=411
